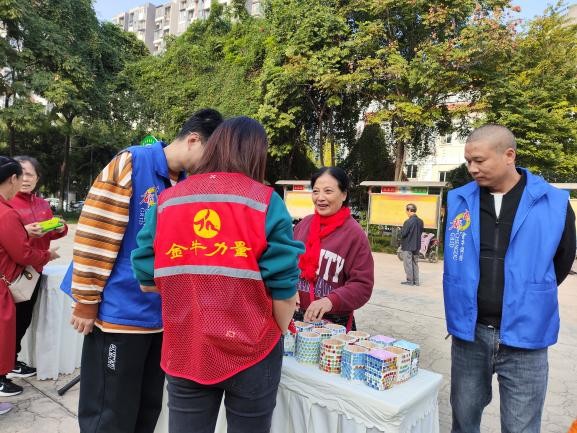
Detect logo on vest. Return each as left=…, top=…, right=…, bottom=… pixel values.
left=449, top=209, right=470, bottom=262
left=194, top=209, right=221, bottom=238
left=140, top=187, right=158, bottom=207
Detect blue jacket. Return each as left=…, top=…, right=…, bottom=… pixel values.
left=443, top=168, right=568, bottom=349
left=62, top=141, right=183, bottom=328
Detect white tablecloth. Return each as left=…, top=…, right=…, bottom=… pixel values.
left=155, top=357, right=442, bottom=433
left=19, top=264, right=83, bottom=380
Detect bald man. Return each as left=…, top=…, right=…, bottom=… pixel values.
left=443, top=124, right=575, bottom=433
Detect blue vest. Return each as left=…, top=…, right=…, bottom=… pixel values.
left=61, top=141, right=183, bottom=328
left=443, top=168, right=568, bottom=349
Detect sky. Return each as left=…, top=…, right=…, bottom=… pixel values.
left=93, top=0, right=574, bottom=22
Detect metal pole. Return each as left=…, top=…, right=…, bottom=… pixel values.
left=436, top=187, right=445, bottom=255
left=365, top=187, right=372, bottom=234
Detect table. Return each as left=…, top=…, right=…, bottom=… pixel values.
left=155, top=357, right=443, bottom=433
left=19, top=264, right=83, bottom=380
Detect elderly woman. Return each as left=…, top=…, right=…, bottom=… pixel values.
left=294, top=166, right=374, bottom=331
left=0, top=156, right=58, bottom=403
left=9, top=156, right=67, bottom=378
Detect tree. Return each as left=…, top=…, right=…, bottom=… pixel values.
left=343, top=123, right=395, bottom=207
left=481, top=6, right=577, bottom=181
left=345, top=0, right=516, bottom=179
left=259, top=0, right=362, bottom=166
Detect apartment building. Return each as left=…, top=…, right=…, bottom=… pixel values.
left=112, top=0, right=262, bottom=54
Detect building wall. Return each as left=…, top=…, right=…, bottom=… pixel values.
left=113, top=0, right=262, bottom=54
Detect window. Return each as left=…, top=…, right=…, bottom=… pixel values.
left=444, top=133, right=452, bottom=144
left=406, top=164, right=418, bottom=179
left=179, top=10, right=187, bottom=22
left=439, top=171, right=449, bottom=182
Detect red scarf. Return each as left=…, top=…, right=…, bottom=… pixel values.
left=298, top=206, right=351, bottom=302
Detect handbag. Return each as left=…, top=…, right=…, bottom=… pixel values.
left=1, top=266, right=40, bottom=303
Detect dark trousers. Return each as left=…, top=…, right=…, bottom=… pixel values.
left=15, top=276, right=42, bottom=359
left=78, top=327, right=165, bottom=433
left=167, top=338, right=283, bottom=433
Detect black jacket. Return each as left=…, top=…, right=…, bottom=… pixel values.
left=401, top=214, right=424, bottom=252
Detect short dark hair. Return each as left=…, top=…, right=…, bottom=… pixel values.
left=0, top=156, right=23, bottom=184
left=14, top=155, right=41, bottom=191
left=406, top=203, right=417, bottom=212
left=176, top=108, right=224, bottom=141
left=193, top=116, right=269, bottom=183
left=311, top=166, right=350, bottom=205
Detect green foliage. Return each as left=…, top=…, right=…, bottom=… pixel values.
left=481, top=6, right=577, bottom=182
left=346, top=0, right=517, bottom=179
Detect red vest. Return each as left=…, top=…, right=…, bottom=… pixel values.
left=154, top=172, right=280, bottom=384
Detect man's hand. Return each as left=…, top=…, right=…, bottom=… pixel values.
left=304, top=297, right=333, bottom=322
left=25, top=223, right=44, bottom=238
left=70, top=314, right=95, bottom=335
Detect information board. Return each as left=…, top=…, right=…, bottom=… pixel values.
left=369, top=194, right=440, bottom=229
left=285, top=191, right=315, bottom=219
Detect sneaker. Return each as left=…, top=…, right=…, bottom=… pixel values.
left=7, top=361, right=36, bottom=378
left=0, top=377, right=23, bottom=397
left=0, top=402, right=13, bottom=415
left=400, top=281, right=414, bottom=285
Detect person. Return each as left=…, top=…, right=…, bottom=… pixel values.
left=8, top=156, right=68, bottom=379
left=400, top=203, right=424, bottom=286
left=443, top=124, right=576, bottom=433
left=0, top=156, right=59, bottom=402
left=131, top=116, right=303, bottom=433
left=293, top=166, right=374, bottom=331
left=63, top=109, right=223, bottom=433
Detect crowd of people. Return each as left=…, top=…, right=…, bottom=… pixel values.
left=0, top=115, right=574, bottom=433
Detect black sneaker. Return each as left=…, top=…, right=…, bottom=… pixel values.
left=0, top=377, right=23, bottom=396
left=7, top=361, right=36, bottom=378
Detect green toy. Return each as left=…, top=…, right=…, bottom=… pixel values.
left=38, top=217, right=64, bottom=232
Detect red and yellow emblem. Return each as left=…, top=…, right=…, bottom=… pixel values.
left=193, top=209, right=221, bottom=239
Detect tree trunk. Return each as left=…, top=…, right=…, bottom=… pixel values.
left=8, top=124, right=16, bottom=157
left=58, top=116, right=74, bottom=214
left=329, top=112, right=335, bottom=167
left=317, top=118, right=325, bottom=166
left=394, top=139, right=407, bottom=181
left=58, top=133, right=70, bottom=214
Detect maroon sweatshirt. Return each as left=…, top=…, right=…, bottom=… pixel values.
left=293, top=214, right=374, bottom=315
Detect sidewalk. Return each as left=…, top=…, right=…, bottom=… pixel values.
left=2, top=226, right=576, bottom=432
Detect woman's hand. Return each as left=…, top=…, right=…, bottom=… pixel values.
left=55, top=219, right=66, bottom=233
left=304, top=297, right=333, bottom=322
left=48, top=247, right=60, bottom=261
left=25, top=223, right=44, bottom=238
left=295, top=291, right=300, bottom=311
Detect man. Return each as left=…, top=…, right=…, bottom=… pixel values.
left=64, top=109, right=223, bottom=433
left=400, top=203, right=424, bottom=286
left=443, top=124, right=575, bottom=433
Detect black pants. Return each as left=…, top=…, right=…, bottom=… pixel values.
left=167, top=338, right=283, bottom=433
left=78, top=327, right=165, bottom=433
left=15, top=276, right=42, bottom=360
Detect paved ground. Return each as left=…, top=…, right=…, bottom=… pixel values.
left=2, top=226, right=576, bottom=432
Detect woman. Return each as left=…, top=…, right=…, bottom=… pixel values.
left=294, top=166, right=374, bottom=331
left=131, top=117, right=303, bottom=433
left=9, top=156, right=67, bottom=378
left=0, top=156, right=58, bottom=402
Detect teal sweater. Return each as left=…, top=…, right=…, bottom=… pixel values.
left=131, top=191, right=303, bottom=300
